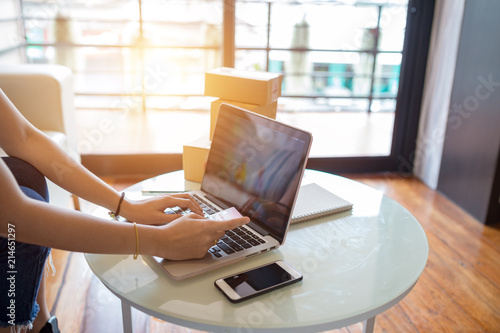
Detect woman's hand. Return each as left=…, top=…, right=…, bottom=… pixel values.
left=153, top=213, right=250, bottom=260
left=121, top=193, right=204, bottom=225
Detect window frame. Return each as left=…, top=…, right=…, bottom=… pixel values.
left=223, top=0, right=434, bottom=174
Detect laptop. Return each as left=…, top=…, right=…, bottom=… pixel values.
left=153, top=103, right=312, bottom=280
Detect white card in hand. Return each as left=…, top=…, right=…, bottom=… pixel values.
left=207, top=207, right=242, bottom=221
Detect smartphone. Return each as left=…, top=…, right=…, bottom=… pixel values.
left=214, top=260, right=303, bottom=303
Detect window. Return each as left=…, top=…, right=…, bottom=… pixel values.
left=1, top=0, right=434, bottom=172
left=234, top=1, right=407, bottom=112
left=233, top=0, right=409, bottom=158
left=21, top=0, right=222, bottom=112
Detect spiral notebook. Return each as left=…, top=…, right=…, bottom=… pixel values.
left=291, top=183, right=353, bottom=224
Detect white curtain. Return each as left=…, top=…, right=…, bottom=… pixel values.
left=413, top=0, right=465, bottom=189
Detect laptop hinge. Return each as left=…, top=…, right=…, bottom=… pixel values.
left=205, top=194, right=230, bottom=210
left=247, top=221, right=269, bottom=236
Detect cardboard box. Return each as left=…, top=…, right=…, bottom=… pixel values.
left=182, top=136, right=211, bottom=183
left=209, top=99, right=278, bottom=140
left=204, top=67, right=282, bottom=105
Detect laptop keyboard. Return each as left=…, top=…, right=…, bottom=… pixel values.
left=164, top=194, right=266, bottom=258
left=163, top=193, right=220, bottom=217
left=211, top=226, right=266, bottom=257
left=192, top=194, right=221, bottom=216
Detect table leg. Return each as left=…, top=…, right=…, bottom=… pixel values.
left=363, top=316, right=376, bottom=333
left=121, top=299, right=133, bottom=333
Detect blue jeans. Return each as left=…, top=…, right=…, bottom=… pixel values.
left=0, top=157, right=51, bottom=329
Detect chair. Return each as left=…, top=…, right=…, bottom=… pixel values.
left=0, top=64, right=80, bottom=209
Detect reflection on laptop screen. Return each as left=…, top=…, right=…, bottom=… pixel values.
left=202, top=104, right=311, bottom=242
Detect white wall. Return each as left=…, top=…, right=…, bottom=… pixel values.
left=413, top=0, right=466, bottom=189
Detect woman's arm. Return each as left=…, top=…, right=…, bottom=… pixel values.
left=0, top=159, right=249, bottom=259
left=0, top=89, right=201, bottom=224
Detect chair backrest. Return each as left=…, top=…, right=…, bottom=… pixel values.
left=0, top=64, right=77, bottom=150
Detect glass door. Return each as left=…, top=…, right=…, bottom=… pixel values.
left=232, top=0, right=435, bottom=173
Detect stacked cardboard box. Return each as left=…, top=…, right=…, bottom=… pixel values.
left=209, top=99, right=278, bottom=140
left=183, top=67, right=283, bottom=182
left=182, top=136, right=211, bottom=183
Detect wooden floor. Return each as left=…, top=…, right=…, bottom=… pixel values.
left=44, top=173, right=500, bottom=332
left=76, top=109, right=394, bottom=158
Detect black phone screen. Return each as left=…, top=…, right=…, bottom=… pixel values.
left=223, top=262, right=293, bottom=298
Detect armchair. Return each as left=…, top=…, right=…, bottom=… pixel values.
left=0, top=64, right=80, bottom=209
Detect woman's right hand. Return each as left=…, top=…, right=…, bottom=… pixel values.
left=155, top=213, right=250, bottom=260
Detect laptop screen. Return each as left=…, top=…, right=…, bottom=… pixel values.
left=201, top=103, right=312, bottom=243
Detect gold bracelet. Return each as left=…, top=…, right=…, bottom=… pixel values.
left=133, top=222, right=139, bottom=260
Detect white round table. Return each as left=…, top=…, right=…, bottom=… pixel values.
left=85, top=169, right=428, bottom=332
